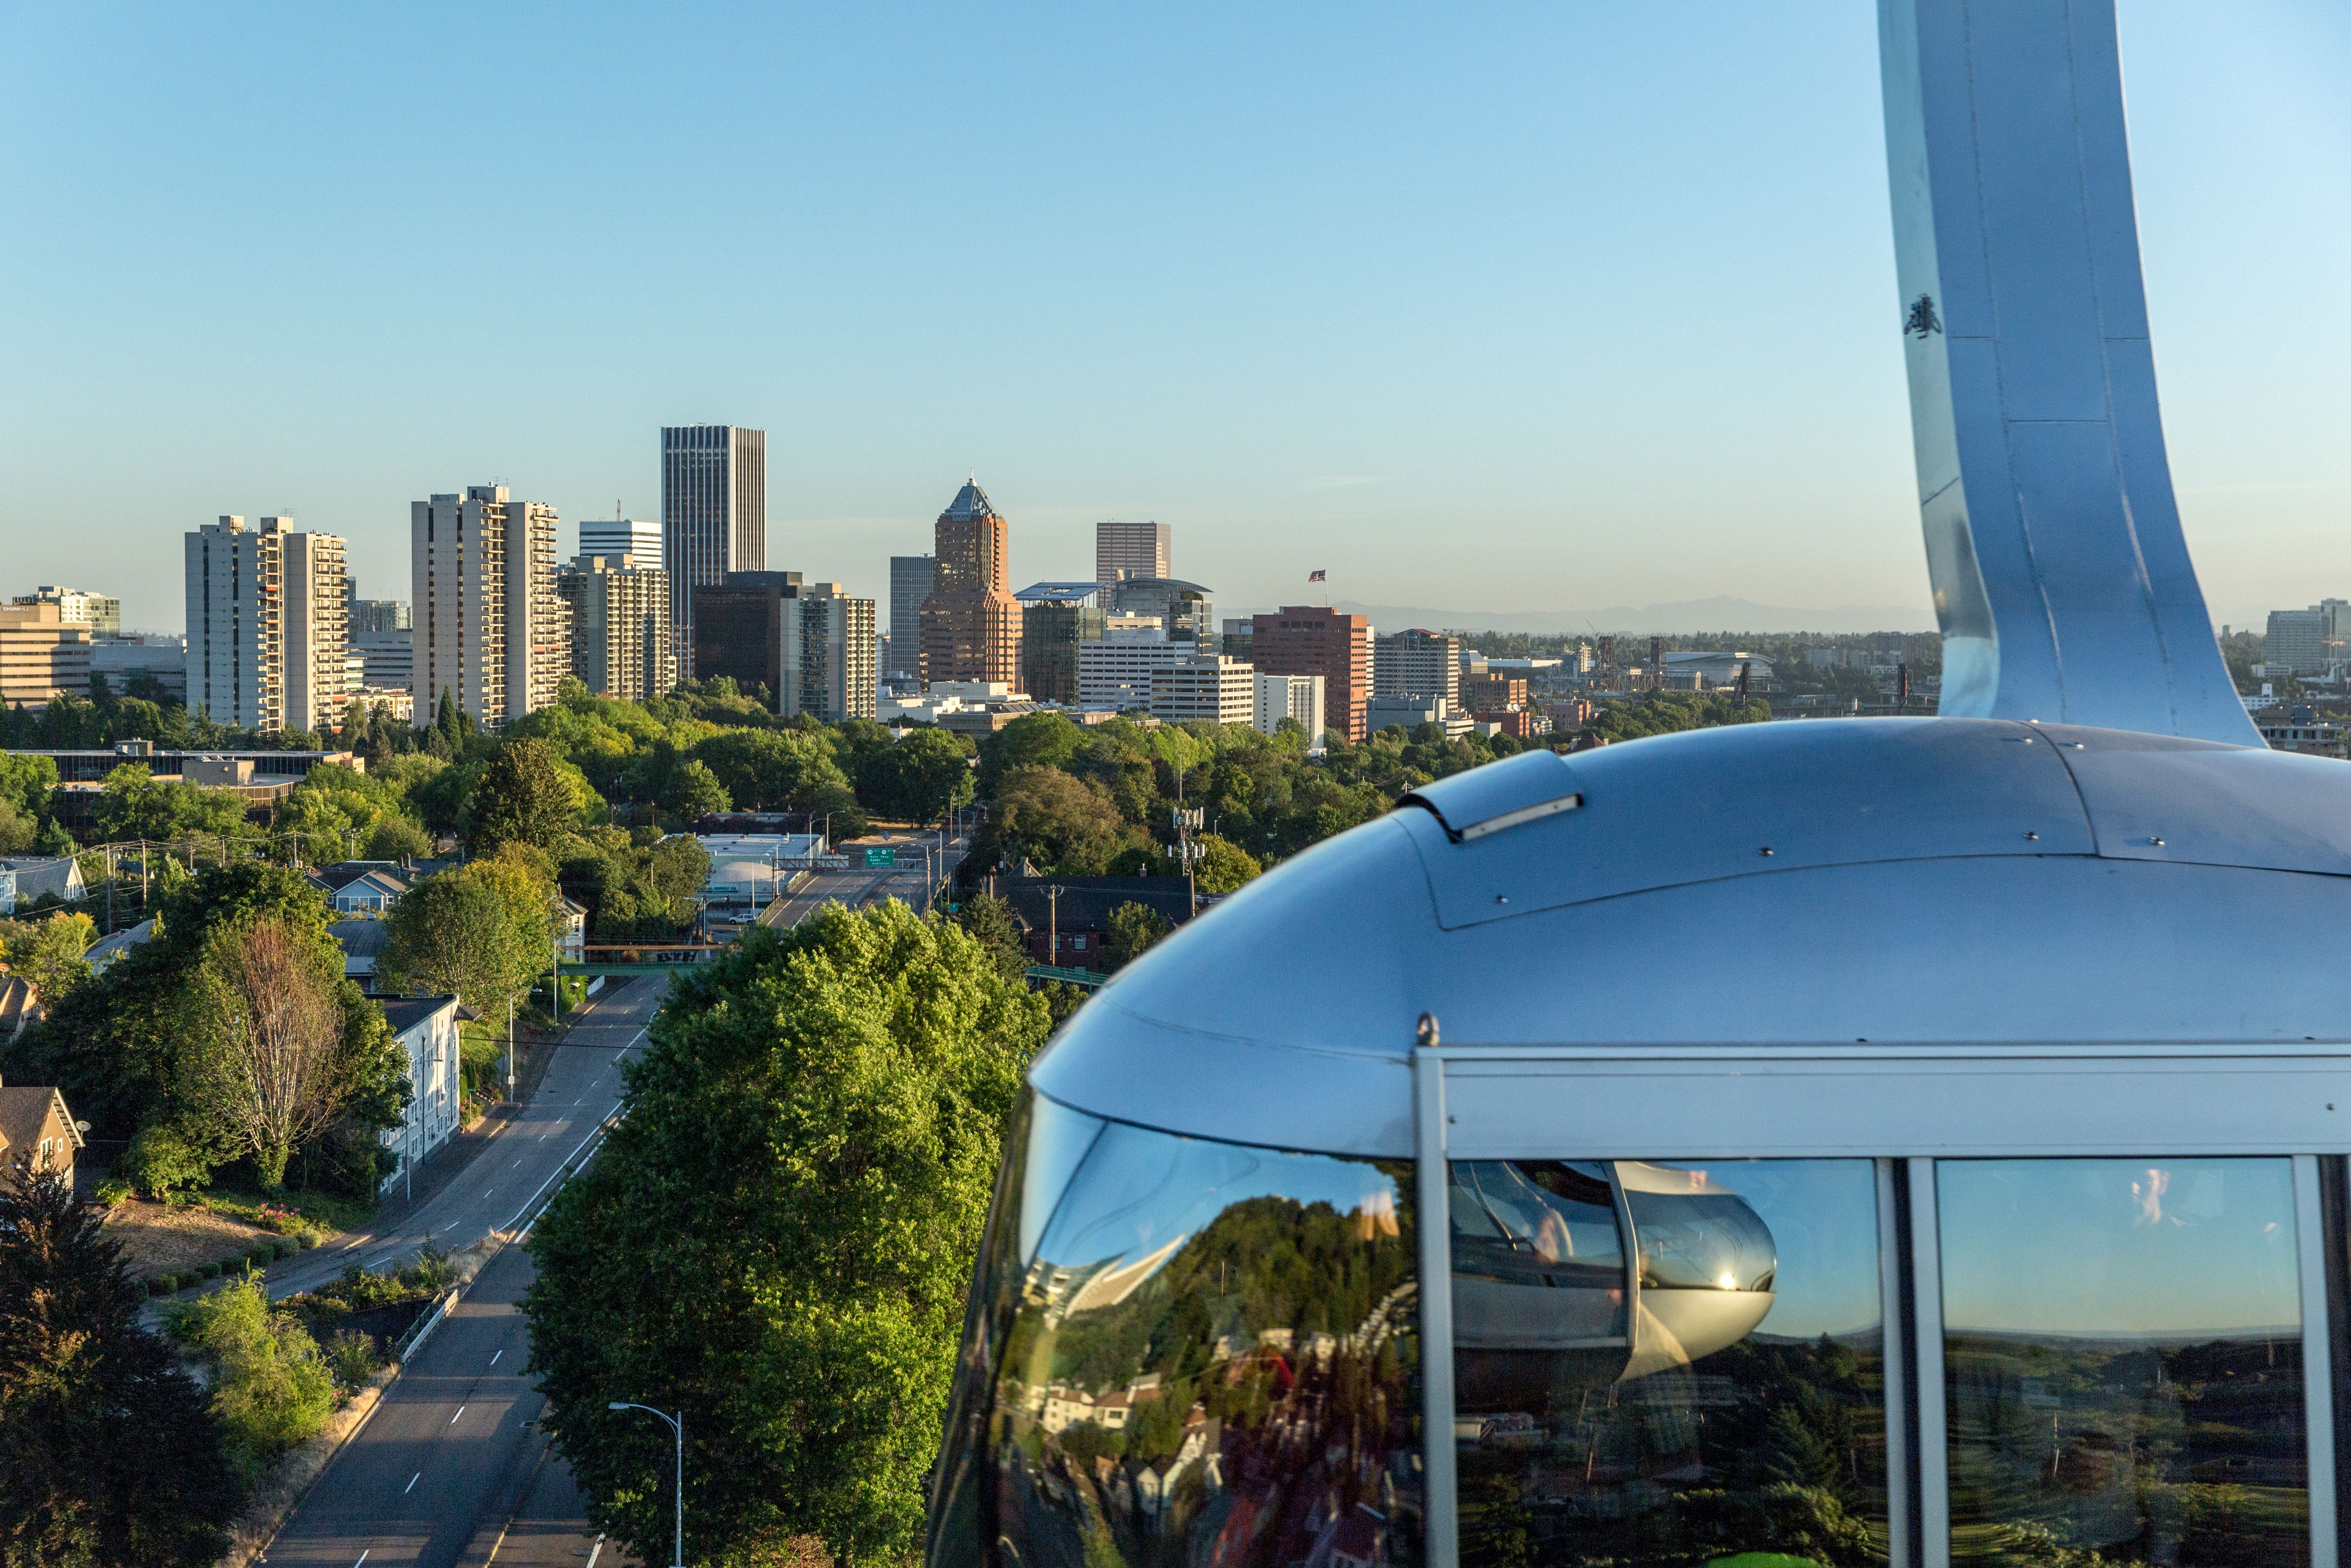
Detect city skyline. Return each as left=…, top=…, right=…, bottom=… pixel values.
left=3, top=5, right=2343, bottom=637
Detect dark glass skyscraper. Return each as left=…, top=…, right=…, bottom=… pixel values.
left=660, top=425, right=766, bottom=660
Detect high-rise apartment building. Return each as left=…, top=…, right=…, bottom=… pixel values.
left=185, top=514, right=346, bottom=732
left=283, top=530, right=350, bottom=731
left=11, top=587, right=121, bottom=639
left=1150, top=654, right=1255, bottom=725
left=0, top=602, right=92, bottom=705
left=410, top=486, right=566, bottom=728
left=1252, top=606, right=1373, bottom=742
left=919, top=480, right=1021, bottom=687
left=1015, top=582, right=1105, bottom=706
left=556, top=554, right=674, bottom=703
left=1254, top=672, right=1327, bottom=745
left=662, top=426, right=766, bottom=659
left=1375, top=628, right=1461, bottom=708
left=787, top=582, right=877, bottom=722
left=888, top=555, right=938, bottom=681
left=580, top=517, right=663, bottom=572
left=1096, top=520, right=1170, bottom=586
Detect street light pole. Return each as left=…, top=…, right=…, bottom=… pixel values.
left=608, top=1402, right=685, bottom=1567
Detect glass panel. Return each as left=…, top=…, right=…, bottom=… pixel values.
left=1937, top=1158, right=2308, bottom=1567
left=930, top=1096, right=1421, bottom=1568
left=1454, top=1158, right=1888, bottom=1568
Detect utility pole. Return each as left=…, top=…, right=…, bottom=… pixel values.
left=1172, top=805, right=1204, bottom=911
left=1047, top=884, right=1063, bottom=967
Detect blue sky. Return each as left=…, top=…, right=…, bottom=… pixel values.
left=2, top=3, right=2344, bottom=634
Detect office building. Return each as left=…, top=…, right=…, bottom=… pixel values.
left=2268, top=605, right=2346, bottom=676
left=1108, top=577, right=1214, bottom=651
left=1096, top=521, right=1170, bottom=587
left=1077, top=629, right=1194, bottom=711
left=1251, top=606, right=1373, bottom=742
left=786, top=582, right=877, bottom=722
left=1221, top=618, right=1255, bottom=662
left=1016, top=582, right=1106, bottom=706
left=919, top=480, right=1021, bottom=687
left=662, top=425, right=767, bottom=659
left=185, top=514, right=351, bottom=732
left=347, top=592, right=411, bottom=633
left=556, top=554, right=674, bottom=703
left=281, top=529, right=349, bottom=732
left=1461, top=671, right=1529, bottom=712
left=691, top=570, right=801, bottom=701
left=410, top=486, right=566, bottom=729
left=0, top=602, right=92, bottom=705
left=1375, top=628, right=1461, bottom=707
left=1366, top=694, right=1471, bottom=740
left=89, top=635, right=184, bottom=703
left=351, top=629, right=413, bottom=690
left=888, top=555, right=937, bottom=681
left=11, top=587, right=120, bottom=639
left=1150, top=655, right=1255, bottom=725
left=1253, top=671, right=1327, bottom=746
left=580, top=517, right=663, bottom=572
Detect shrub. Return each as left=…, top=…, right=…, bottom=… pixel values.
left=121, top=1122, right=215, bottom=1199
left=298, top=1230, right=319, bottom=1249
left=324, top=1328, right=383, bottom=1390
left=162, top=1276, right=337, bottom=1478
left=147, top=1275, right=171, bottom=1297
left=94, top=1177, right=133, bottom=1207
left=198, top=1262, right=222, bottom=1281
left=273, top=1239, right=297, bottom=1261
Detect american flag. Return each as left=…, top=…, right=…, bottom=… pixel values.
left=1308, top=570, right=1327, bottom=583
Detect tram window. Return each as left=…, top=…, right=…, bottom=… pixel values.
left=1936, top=1158, right=2308, bottom=1567
left=937, top=1093, right=1422, bottom=1568
left=1452, top=1159, right=1888, bottom=1568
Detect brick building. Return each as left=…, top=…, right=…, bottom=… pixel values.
left=1251, top=607, right=1372, bottom=743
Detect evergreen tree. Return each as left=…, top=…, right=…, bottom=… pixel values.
left=0, top=1171, right=244, bottom=1565
left=955, top=892, right=1029, bottom=981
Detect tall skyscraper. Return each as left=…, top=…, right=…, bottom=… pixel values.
left=283, top=529, right=350, bottom=731
left=662, top=425, right=766, bottom=659
left=185, top=515, right=346, bottom=732
left=1096, top=520, right=1170, bottom=586
left=410, top=486, right=566, bottom=728
left=580, top=516, right=663, bottom=571
left=1108, top=577, right=1215, bottom=651
left=1016, top=582, right=1106, bottom=706
left=888, top=554, right=937, bottom=681
left=1252, top=607, right=1373, bottom=743
left=919, top=480, right=1021, bottom=687
left=787, top=582, right=877, bottom=722
left=556, top=553, right=673, bottom=703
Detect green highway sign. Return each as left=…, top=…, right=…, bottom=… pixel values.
left=863, top=846, right=897, bottom=867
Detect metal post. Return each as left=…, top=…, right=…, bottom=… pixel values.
left=1411, top=1020, right=1457, bottom=1568
left=1047, top=885, right=1062, bottom=967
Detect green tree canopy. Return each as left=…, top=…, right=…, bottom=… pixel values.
left=379, top=859, right=555, bottom=1018
left=954, top=892, right=1029, bottom=982
left=465, top=737, right=589, bottom=855
left=523, top=902, right=1048, bottom=1568
left=660, top=758, right=730, bottom=824
left=974, top=711, right=1082, bottom=798
left=1106, top=900, right=1176, bottom=967
left=0, top=910, right=97, bottom=1000
left=986, top=766, right=1141, bottom=876
left=89, top=763, right=256, bottom=843
left=1191, top=832, right=1263, bottom=896
left=858, top=728, right=974, bottom=822
left=0, top=1172, right=245, bottom=1565
left=0, top=752, right=58, bottom=827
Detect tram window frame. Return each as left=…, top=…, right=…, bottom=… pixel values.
left=1417, top=1044, right=2351, bottom=1568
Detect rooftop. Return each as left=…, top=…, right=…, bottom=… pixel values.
left=940, top=479, right=997, bottom=522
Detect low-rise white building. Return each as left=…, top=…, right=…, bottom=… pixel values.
left=379, top=995, right=462, bottom=1194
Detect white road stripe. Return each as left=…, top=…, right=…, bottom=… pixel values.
left=490, top=1350, right=502, bottom=1366
left=405, top=1471, right=420, bottom=1494
left=450, top=1405, right=465, bottom=1425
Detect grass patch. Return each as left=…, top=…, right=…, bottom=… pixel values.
left=204, top=1184, right=375, bottom=1238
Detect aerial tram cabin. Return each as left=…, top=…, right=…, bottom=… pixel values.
left=928, top=5, right=2343, bottom=1568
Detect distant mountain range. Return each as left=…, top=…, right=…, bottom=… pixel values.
left=1221, top=595, right=1938, bottom=637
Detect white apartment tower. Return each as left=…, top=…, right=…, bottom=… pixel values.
left=410, top=486, right=566, bottom=728
left=284, top=530, right=350, bottom=731
left=184, top=514, right=347, bottom=732
left=1374, top=628, right=1461, bottom=707
left=784, top=582, right=878, bottom=722
left=661, top=426, right=766, bottom=660
left=1096, top=520, right=1170, bottom=587
left=1254, top=672, right=1327, bottom=746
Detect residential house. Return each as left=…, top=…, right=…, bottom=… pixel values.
left=995, top=876, right=1197, bottom=973
left=0, top=1080, right=84, bottom=1182
left=0, top=977, right=38, bottom=1042
left=331, top=919, right=393, bottom=995
left=0, top=856, right=87, bottom=915
left=379, top=996, right=462, bottom=1194
left=82, top=918, right=157, bottom=973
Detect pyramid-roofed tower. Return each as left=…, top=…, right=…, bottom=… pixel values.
left=918, top=477, right=1022, bottom=689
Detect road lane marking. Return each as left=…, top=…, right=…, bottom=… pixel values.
left=513, top=1158, right=522, bottom=1168
left=490, top=1350, right=502, bottom=1366
left=354, top=1553, right=369, bottom=1566
left=405, top=1471, right=420, bottom=1494
left=451, top=1406, right=465, bottom=1425
left=500, top=1123, right=610, bottom=1231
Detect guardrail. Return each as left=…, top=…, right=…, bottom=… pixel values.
left=1024, top=964, right=1105, bottom=990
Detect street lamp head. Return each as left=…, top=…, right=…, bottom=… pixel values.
left=609, top=1402, right=630, bottom=1411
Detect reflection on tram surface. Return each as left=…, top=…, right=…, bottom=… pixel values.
left=1452, top=1159, right=1891, bottom=1568
left=937, top=1095, right=1424, bottom=1568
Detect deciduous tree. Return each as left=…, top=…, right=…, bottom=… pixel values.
left=1106, top=900, right=1175, bottom=967
left=379, top=861, right=553, bottom=1018
left=0, top=1171, right=244, bottom=1566
left=524, top=903, right=1048, bottom=1568
left=466, top=738, right=588, bottom=855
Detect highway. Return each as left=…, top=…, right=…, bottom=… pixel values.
left=755, top=828, right=968, bottom=931
left=266, top=977, right=664, bottom=1300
